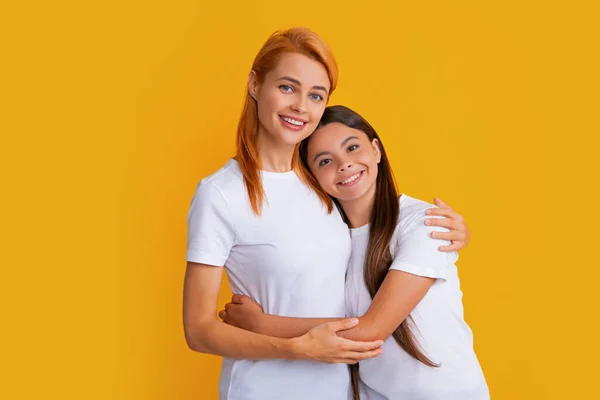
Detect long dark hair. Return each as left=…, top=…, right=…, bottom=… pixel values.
left=299, top=105, right=438, bottom=399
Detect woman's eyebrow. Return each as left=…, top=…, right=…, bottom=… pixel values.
left=277, top=76, right=329, bottom=94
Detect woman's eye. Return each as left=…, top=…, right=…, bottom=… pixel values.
left=310, top=93, right=323, bottom=101
left=348, top=144, right=359, bottom=152
left=318, top=159, right=331, bottom=167
left=279, top=85, right=293, bottom=93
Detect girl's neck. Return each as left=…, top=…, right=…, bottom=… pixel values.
left=338, top=184, right=376, bottom=229
left=256, top=127, right=296, bottom=172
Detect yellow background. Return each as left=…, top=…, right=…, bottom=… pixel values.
left=2, top=1, right=598, bottom=399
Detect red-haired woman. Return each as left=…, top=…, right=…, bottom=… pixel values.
left=183, top=29, right=470, bottom=400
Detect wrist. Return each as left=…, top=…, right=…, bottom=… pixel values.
left=252, top=312, right=268, bottom=334
left=287, top=336, right=309, bottom=361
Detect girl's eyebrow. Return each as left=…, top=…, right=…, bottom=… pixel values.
left=312, top=136, right=359, bottom=162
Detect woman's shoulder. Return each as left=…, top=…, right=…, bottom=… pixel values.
left=196, top=158, right=244, bottom=194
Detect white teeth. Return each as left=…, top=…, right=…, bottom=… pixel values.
left=340, top=172, right=361, bottom=185
left=281, top=116, right=305, bottom=126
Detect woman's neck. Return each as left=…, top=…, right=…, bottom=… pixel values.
left=338, top=184, right=377, bottom=229
left=256, top=127, right=296, bottom=172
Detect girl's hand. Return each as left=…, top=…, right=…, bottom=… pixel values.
left=219, top=294, right=265, bottom=332
left=425, top=197, right=471, bottom=252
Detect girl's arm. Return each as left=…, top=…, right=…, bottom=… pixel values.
left=183, top=262, right=383, bottom=363
left=220, top=273, right=432, bottom=342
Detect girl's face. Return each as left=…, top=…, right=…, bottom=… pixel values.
left=306, top=122, right=381, bottom=202
left=249, top=53, right=330, bottom=148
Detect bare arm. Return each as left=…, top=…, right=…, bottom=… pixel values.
left=338, top=271, right=434, bottom=341
left=183, top=262, right=296, bottom=359
left=220, top=296, right=340, bottom=338
left=184, top=262, right=383, bottom=363
left=221, top=271, right=433, bottom=342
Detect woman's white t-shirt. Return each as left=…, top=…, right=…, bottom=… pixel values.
left=345, top=195, right=489, bottom=400
left=187, top=159, right=352, bottom=400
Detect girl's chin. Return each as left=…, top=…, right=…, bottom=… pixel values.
left=334, top=187, right=372, bottom=203
left=334, top=192, right=362, bottom=203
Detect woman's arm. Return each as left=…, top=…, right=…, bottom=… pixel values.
left=183, top=262, right=383, bottom=363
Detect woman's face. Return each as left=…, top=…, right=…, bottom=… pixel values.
left=250, top=52, right=330, bottom=148
left=306, top=122, right=381, bottom=202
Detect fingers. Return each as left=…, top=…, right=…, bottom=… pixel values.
left=431, top=230, right=466, bottom=242
left=231, top=294, right=249, bottom=304
left=218, top=310, right=227, bottom=320
left=339, top=348, right=384, bottom=363
left=426, top=217, right=461, bottom=231
left=327, top=318, right=359, bottom=332
left=338, top=337, right=383, bottom=352
left=425, top=207, right=461, bottom=221
left=438, top=242, right=465, bottom=252
left=433, top=197, right=449, bottom=209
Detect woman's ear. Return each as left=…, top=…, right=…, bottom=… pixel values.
left=372, top=139, right=382, bottom=163
left=248, top=70, right=259, bottom=100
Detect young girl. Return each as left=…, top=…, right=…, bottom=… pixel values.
left=183, top=27, right=471, bottom=400
left=220, top=105, right=489, bottom=399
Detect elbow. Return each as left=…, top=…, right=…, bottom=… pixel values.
left=184, top=322, right=212, bottom=354
left=356, top=317, right=390, bottom=342
left=184, top=329, right=205, bottom=353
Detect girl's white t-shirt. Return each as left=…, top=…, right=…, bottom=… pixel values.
left=187, top=159, right=352, bottom=400
left=346, top=195, right=489, bottom=400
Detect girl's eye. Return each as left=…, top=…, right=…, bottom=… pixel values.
left=348, top=144, right=359, bottom=152
left=280, top=85, right=293, bottom=93
left=310, top=93, right=323, bottom=101
left=318, top=159, right=331, bottom=167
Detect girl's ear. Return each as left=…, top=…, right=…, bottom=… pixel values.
left=372, top=139, right=382, bottom=164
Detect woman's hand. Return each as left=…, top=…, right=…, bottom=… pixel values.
left=292, top=319, right=383, bottom=364
left=425, top=197, right=471, bottom=252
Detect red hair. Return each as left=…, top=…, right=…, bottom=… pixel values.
left=236, top=27, right=337, bottom=215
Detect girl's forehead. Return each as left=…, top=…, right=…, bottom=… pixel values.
left=311, top=124, right=367, bottom=145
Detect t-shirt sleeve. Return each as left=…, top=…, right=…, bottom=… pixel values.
left=186, top=180, right=235, bottom=266
left=389, top=211, right=457, bottom=281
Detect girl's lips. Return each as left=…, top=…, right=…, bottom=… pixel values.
left=337, top=170, right=365, bottom=187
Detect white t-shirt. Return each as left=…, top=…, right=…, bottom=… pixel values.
left=345, top=195, right=489, bottom=400
left=187, top=159, right=352, bottom=400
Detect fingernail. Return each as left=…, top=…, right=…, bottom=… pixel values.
left=425, top=219, right=431, bottom=225
left=350, top=318, right=359, bottom=325
left=425, top=210, right=432, bottom=215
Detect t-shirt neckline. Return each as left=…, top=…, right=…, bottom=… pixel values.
left=228, top=158, right=297, bottom=179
